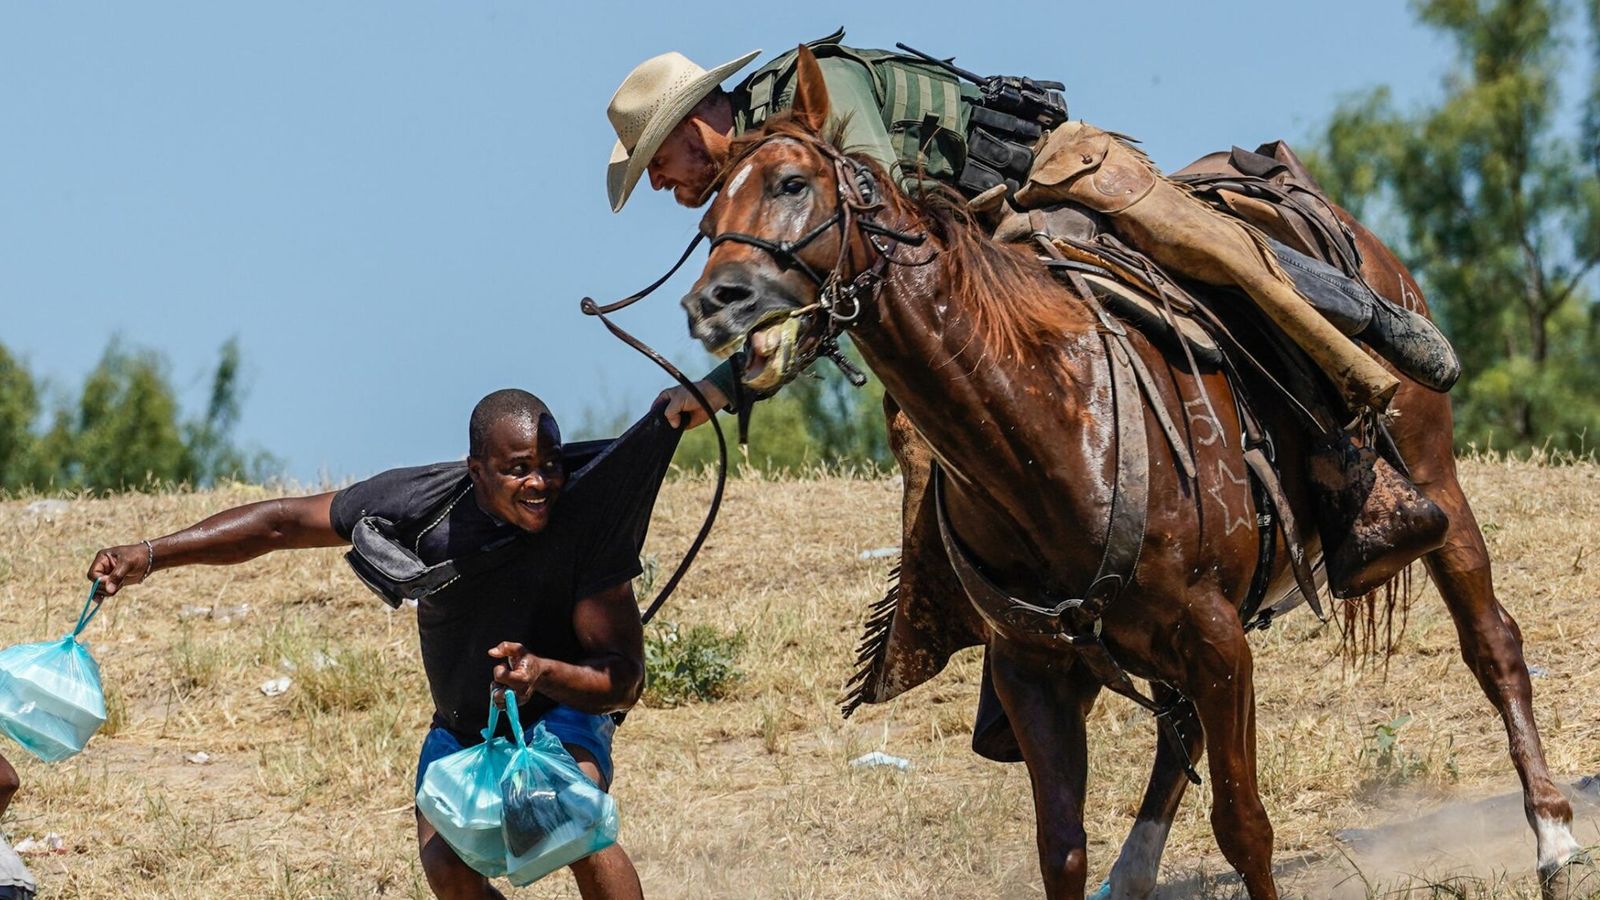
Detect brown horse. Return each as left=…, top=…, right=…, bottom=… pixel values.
left=679, top=48, right=1584, bottom=899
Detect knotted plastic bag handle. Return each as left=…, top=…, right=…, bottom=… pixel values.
left=500, top=686, right=526, bottom=748
left=478, top=686, right=510, bottom=743
left=71, top=579, right=104, bottom=638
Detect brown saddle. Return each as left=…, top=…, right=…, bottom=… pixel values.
left=1174, top=141, right=1366, bottom=281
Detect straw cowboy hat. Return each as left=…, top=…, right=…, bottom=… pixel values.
left=606, top=48, right=760, bottom=212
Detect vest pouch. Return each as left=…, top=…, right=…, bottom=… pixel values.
left=878, top=54, right=969, bottom=185
left=957, top=156, right=1015, bottom=196
left=967, top=127, right=1035, bottom=181
left=888, top=115, right=966, bottom=184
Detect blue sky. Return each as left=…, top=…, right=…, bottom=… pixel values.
left=0, top=1, right=1534, bottom=483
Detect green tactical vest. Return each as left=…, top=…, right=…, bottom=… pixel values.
left=731, top=28, right=979, bottom=185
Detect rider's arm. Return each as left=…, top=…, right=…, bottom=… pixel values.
left=658, top=363, right=736, bottom=430
left=87, top=494, right=343, bottom=596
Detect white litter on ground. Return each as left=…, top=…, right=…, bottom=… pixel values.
left=184, top=751, right=211, bottom=765
left=23, top=500, right=70, bottom=519
left=179, top=603, right=251, bottom=623
left=259, top=676, right=292, bottom=697
left=12, top=833, right=64, bottom=856
left=849, top=751, right=913, bottom=772
left=857, top=547, right=900, bottom=560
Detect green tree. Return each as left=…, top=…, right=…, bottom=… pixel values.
left=181, top=337, right=259, bottom=484
left=60, top=343, right=191, bottom=491
left=1, top=339, right=273, bottom=494
left=0, top=345, right=42, bottom=490
left=1307, top=0, right=1600, bottom=451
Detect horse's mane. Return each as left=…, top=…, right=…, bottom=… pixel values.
left=913, top=191, right=1086, bottom=362
left=724, top=114, right=1087, bottom=362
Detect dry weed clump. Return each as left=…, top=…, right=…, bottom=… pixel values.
left=0, top=458, right=1593, bottom=897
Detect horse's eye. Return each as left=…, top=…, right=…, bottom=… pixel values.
left=780, top=176, right=807, bottom=196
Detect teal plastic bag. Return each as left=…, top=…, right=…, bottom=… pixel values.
left=501, top=713, right=619, bottom=886
left=0, top=582, right=108, bottom=762
left=415, top=697, right=517, bottom=877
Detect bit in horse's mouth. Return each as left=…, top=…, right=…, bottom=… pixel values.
left=717, top=313, right=822, bottom=392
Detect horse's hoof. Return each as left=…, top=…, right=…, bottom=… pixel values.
left=1086, top=880, right=1113, bottom=900
left=1541, top=852, right=1600, bottom=900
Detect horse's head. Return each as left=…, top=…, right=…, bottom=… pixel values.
left=682, top=46, right=901, bottom=393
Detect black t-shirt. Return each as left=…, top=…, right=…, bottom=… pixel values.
left=329, top=410, right=681, bottom=740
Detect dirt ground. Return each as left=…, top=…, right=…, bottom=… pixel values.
left=0, top=456, right=1595, bottom=898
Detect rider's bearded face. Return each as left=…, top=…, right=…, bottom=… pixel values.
left=648, top=117, right=720, bottom=207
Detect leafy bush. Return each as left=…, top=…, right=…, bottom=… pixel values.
left=642, top=620, right=743, bottom=707
left=1359, top=714, right=1460, bottom=789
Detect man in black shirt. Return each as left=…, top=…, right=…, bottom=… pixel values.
left=87, top=389, right=677, bottom=900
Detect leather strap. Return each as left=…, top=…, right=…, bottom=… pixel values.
left=578, top=299, right=728, bottom=627
left=929, top=324, right=1198, bottom=782
left=582, top=232, right=705, bottom=316
left=931, top=329, right=1148, bottom=629
left=1232, top=392, right=1324, bottom=624
left=1031, top=223, right=1197, bottom=481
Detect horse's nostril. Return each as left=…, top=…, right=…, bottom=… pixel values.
left=711, top=281, right=753, bottom=309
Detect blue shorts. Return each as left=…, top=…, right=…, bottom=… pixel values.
left=415, top=705, right=616, bottom=796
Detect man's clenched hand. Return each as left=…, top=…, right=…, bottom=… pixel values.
left=489, top=641, right=547, bottom=704
left=86, top=543, right=152, bottom=598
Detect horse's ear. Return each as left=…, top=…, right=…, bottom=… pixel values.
left=690, top=117, right=731, bottom=170
left=789, top=45, right=831, bottom=135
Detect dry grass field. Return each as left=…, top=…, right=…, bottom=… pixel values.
left=0, top=457, right=1596, bottom=899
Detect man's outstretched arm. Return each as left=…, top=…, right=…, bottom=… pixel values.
left=87, top=493, right=344, bottom=596
left=488, top=580, right=646, bottom=715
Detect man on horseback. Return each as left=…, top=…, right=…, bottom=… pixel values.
left=609, top=30, right=1458, bottom=599
left=606, top=36, right=1589, bottom=899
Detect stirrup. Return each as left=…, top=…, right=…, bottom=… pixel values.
left=1308, top=431, right=1448, bottom=598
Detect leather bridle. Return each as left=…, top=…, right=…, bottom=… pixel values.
left=704, top=133, right=932, bottom=384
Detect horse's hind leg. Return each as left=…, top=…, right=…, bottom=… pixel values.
left=989, top=638, right=1101, bottom=899
left=1360, top=225, right=1584, bottom=888
left=1402, top=428, right=1584, bottom=890
left=1094, top=689, right=1204, bottom=900
left=1181, top=605, right=1278, bottom=900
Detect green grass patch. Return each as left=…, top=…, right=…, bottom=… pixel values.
left=642, top=620, right=743, bottom=707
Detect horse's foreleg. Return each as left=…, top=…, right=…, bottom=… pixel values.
left=989, top=638, right=1100, bottom=899
left=1414, top=461, right=1583, bottom=890
left=1181, top=610, right=1278, bottom=900
left=1095, top=689, right=1203, bottom=900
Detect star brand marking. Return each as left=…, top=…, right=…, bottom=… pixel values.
left=1208, top=458, right=1252, bottom=536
